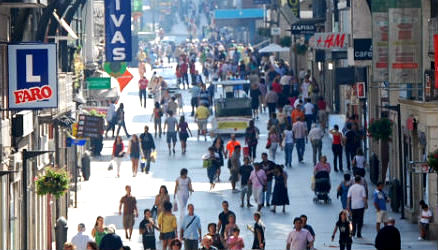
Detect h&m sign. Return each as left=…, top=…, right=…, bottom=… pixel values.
left=105, top=0, right=132, bottom=62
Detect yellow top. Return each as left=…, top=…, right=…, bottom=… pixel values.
left=158, top=212, right=177, bottom=233
left=195, top=106, right=210, bottom=120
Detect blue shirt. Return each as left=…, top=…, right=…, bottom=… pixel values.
left=181, top=214, right=201, bottom=240
left=191, top=86, right=201, bottom=98
left=374, top=189, right=387, bottom=211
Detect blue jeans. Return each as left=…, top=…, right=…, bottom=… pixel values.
left=284, top=143, right=294, bottom=166
left=264, top=180, right=273, bottom=205
left=295, top=138, right=305, bottom=162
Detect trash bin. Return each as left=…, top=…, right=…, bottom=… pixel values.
left=81, top=151, right=91, bottom=181
left=55, top=216, right=68, bottom=250
left=389, top=179, right=402, bottom=213
left=369, top=153, right=380, bottom=185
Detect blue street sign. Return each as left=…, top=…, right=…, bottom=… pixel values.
left=8, top=44, right=58, bottom=109
left=253, top=0, right=271, bottom=4
left=105, top=0, right=132, bottom=62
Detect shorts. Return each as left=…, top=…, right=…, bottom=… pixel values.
left=123, top=214, right=135, bottom=229
left=420, top=222, right=430, bottom=232
left=197, top=119, right=208, bottom=131
left=160, top=231, right=176, bottom=240
left=167, top=131, right=177, bottom=144
left=376, top=210, right=387, bottom=223
left=230, top=169, right=239, bottom=182
left=241, top=185, right=252, bottom=198
left=253, top=186, right=264, bottom=205
left=191, top=97, right=199, bottom=107
left=179, top=132, right=189, bottom=142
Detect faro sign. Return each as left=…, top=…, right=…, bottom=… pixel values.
left=8, top=44, right=58, bottom=109
left=105, top=0, right=132, bottom=62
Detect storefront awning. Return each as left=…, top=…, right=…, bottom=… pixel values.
left=214, top=9, right=265, bottom=19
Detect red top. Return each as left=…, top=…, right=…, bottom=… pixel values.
left=112, top=142, right=125, bottom=156
left=176, top=68, right=182, bottom=78
left=139, top=79, right=148, bottom=90
left=317, top=100, right=326, bottom=110
left=180, top=62, right=188, bottom=73
left=332, top=133, right=342, bottom=145
left=272, top=82, right=282, bottom=94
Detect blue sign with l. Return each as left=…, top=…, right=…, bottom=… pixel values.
left=105, top=0, right=132, bottom=62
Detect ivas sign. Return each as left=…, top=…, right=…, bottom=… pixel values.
left=8, top=44, right=58, bottom=109
left=105, top=0, right=132, bottom=62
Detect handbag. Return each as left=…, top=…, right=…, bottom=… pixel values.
left=173, top=199, right=178, bottom=212
left=255, top=171, right=267, bottom=192
left=151, top=150, right=157, bottom=163
left=151, top=205, right=158, bottom=219
left=108, top=161, right=113, bottom=171
left=265, top=138, right=272, bottom=149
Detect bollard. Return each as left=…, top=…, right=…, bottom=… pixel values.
left=55, top=216, right=68, bottom=250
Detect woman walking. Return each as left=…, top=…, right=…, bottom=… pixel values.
left=245, top=120, right=259, bottom=161
left=336, top=174, right=352, bottom=209
left=177, top=116, right=192, bottom=154
left=250, top=83, right=262, bottom=119
left=271, top=165, right=289, bottom=213
left=115, top=103, right=130, bottom=138
left=283, top=125, right=294, bottom=168
left=174, top=168, right=194, bottom=221
left=128, top=134, right=140, bottom=177
left=154, top=185, right=170, bottom=217
left=352, top=148, right=366, bottom=177
left=267, top=126, right=280, bottom=161
left=212, top=136, right=226, bottom=182
left=158, top=201, right=177, bottom=250
left=331, top=210, right=353, bottom=250
left=151, top=102, right=163, bottom=138
left=91, top=216, right=106, bottom=247
left=112, top=136, right=125, bottom=178
left=330, top=125, right=343, bottom=172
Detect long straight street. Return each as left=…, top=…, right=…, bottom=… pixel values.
left=67, top=65, right=436, bottom=250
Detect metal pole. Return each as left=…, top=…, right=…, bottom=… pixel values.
left=22, top=150, right=28, bottom=250
left=397, top=104, right=405, bottom=219
left=74, top=145, right=78, bottom=208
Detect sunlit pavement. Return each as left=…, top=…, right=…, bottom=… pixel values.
left=67, top=64, right=436, bottom=250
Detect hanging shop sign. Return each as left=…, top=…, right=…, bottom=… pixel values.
left=77, top=114, right=104, bottom=138
left=253, top=0, right=271, bottom=4
left=287, top=0, right=300, bottom=18
left=388, top=0, right=422, bottom=83
left=87, top=77, right=111, bottom=90
left=291, top=23, right=316, bottom=35
left=353, top=39, right=372, bottom=61
left=309, top=33, right=349, bottom=50
left=371, top=0, right=389, bottom=82
left=105, top=0, right=132, bottom=62
left=356, top=82, right=366, bottom=99
left=8, top=43, right=58, bottom=109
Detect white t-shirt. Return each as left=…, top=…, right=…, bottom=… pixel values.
left=347, top=183, right=366, bottom=209
left=303, top=103, right=314, bottom=115
left=420, top=209, right=433, bottom=224
left=354, top=155, right=366, bottom=169
left=286, top=229, right=313, bottom=250
left=301, top=82, right=311, bottom=98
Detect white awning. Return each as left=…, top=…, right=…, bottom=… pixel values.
left=258, top=43, right=289, bottom=53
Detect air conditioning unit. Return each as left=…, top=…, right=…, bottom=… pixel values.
left=0, top=0, right=48, bottom=8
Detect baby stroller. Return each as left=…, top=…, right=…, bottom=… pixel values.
left=313, top=171, right=331, bottom=204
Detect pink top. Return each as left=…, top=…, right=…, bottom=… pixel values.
left=227, top=236, right=244, bottom=250
left=249, top=169, right=267, bottom=189
left=314, top=162, right=331, bottom=174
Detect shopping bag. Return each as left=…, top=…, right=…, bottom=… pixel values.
left=173, top=200, right=178, bottom=212
left=151, top=151, right=157, bottom=163
left=140, top=158, right=146, bottom=172
left=108, top=161, right=113, bottom=171
left=311, top=176, right=315, bottom=191
left=243, top=146, right=249, bottom=157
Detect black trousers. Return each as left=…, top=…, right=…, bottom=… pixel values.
left=332, top=144, right=343, bottom=171
left=267, top=103, right=276, bottom=117
left=351, top=208, right=365, bottom=237
left=139, top=89, right=147, bottom=107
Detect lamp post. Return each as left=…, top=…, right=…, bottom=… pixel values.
left=22, top=149, right=54, bottom=250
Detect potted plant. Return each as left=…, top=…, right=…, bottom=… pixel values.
left=368, top=118, right=393, bottom=141
left=427, top=149, right=438, bottom=172
left=36, top=168, right=70, bottom=199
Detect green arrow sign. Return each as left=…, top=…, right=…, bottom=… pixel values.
left=87, top=77, right=111, bottom=89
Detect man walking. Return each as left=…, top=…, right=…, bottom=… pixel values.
left=190, top=83, right=201, bottom=116
left=71, top=223, right=91, bottom=250
left=347, top=176, right=368, bottom=238
left=180, top=204, right=202, bottom=250
left=374, top=182, right=388, bottom=232
left=375, top=218, right=400, bottom=250
left=240, top=157, right=253, bottom=207
left=259, top=153, right=275, bottom=207
left=140, top=125, right=155, bottom=174
left=286, top=217, right=314, bottom=250
left=139, top=75, right=148, bottom=108
left=164, top=110, right=178, bottom=155
left=303, top=98, right=314, bottom=132
left=293, top=117, right=307, bottom=163
left=217, top=201, right=235, bottom=237
left=119, top=185, right=139, bottom=240
left=343, top=123, right=357, bottom=171
left=225, top=134, right=241, bottom=168
left=308, top=124, right=324, bottom=165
